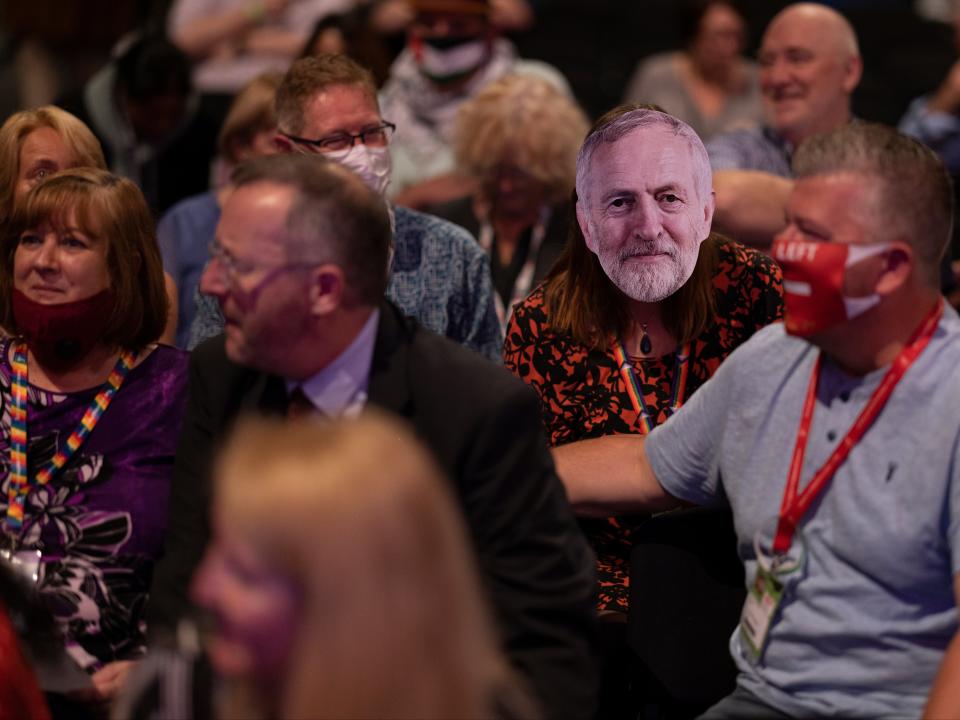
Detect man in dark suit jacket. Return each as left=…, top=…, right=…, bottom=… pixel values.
left=148, top=153, right=598, bottom=719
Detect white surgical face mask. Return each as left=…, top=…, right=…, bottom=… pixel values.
left=289, top=139, right=396, bottom=271
left=328, top=143, right=393, bottom=197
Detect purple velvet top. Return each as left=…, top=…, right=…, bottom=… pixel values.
left=0, top=340, right=188, bottom=671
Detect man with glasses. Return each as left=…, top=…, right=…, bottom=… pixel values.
left=189, top=54, right=502, bottom=361
left=148, top=153, right=599, bottom=720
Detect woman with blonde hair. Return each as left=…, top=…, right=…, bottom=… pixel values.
left=433, top=73, right=589, bottom=329
left=192, top=413, right=534, bottom=720
left=0, top=106, right=106, bottom=234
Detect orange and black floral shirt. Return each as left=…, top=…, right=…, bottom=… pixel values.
left=504, top=237, right=784, bottom=612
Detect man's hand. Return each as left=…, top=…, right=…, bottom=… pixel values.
left=711, top=171, right=794, bottom=250
left=67, top=659, right=138, bottom=714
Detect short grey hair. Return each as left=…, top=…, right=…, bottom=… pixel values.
left=793, top=121, right=952, bottom=288
left=231, top=154, right=391, bottom=306
left=575, top=107, right=712, bottom=205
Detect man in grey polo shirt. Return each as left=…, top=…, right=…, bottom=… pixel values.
left=706, top=3, right=861, bottom=249
left=552, top=122, right=960, bottom=717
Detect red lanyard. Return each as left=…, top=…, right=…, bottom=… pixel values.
left=772, top=300, right=943, bottom=555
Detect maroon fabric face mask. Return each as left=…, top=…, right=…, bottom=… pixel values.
left=12, top=288, right=116, bottom=371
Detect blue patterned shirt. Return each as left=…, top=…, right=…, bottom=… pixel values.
left=706, top=125, right=794, bottom=177
left=189, top=205, right=503, bottom=361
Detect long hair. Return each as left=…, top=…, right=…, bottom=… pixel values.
left=545, top=104, right=718, bottom=349
left=212, top=413, right=530, bottom=719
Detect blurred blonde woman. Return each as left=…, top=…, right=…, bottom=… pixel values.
left=192, top=413, right=535, bottom=720
left=434, top=73, right=589, bottom=329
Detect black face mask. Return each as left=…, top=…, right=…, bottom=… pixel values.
left=421, top=35, right=481, bottom=50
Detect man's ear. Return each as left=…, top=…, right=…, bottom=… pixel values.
left=307, top=264, right=346, bottom=316
left=700, top=190, right=716, bottom=242
left=842, top=54, right=863, bottom=94
left=576, top=201, right=598, bottom=254
left=875, top=242, right=913, bottom=296
left=274, top=133, right=294, bottom=154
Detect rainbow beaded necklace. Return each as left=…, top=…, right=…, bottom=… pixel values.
left=5, top=341, right=136, bottom=534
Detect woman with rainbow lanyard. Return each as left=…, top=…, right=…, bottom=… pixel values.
left=0, top=168, right=187, bottom=707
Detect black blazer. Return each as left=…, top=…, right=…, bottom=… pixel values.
left=148, top=301, right=599, bottom=720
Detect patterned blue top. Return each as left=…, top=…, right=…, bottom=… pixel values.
left=706, top=125, right=794, bottom=177
left=158, top=191, right=220, bottom=348
left=189, top=205, right=503, bottom=361
left=900, top=95, right=960, bottom=176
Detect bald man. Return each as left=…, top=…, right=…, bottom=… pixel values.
left=706, top=3, right=862, bottom=248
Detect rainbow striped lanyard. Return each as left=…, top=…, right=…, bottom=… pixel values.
left=613, top=339, right=691, bottom=435
left=5, top=342, right=136, bottom=535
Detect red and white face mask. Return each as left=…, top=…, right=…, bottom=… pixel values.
left=771, top=239, right=891, bottom=337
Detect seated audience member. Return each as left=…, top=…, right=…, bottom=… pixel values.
left=0, top=107, right=105, bottom=237
left=623, top=0, right=762, bottom=142
left=553, top=122, right=960, bottom=718
left=191, top=414, right=537, bottom=719
left=505, top=105, right=782, bottom=616
left=900, top=0, right=960, bottom=178
left=191, top=54, right=502, bottom=359
left=900, top=0, right=960, bottom=302
left=168, top=0, right=361, bottom=97
left=159, top=73, right=282, bottom=348
left=0, top=170, right=188, bottom=705
left=59, top=34, right=219, bottom=214
left=705, top=3, right=861, bottom=248
left=0, top=106, right=178, bottom=345
left=148, top=154, right=599, bottom=720
left=431, top=73, right=588, bottom=329
left=380, top=0, right=569, bottom=208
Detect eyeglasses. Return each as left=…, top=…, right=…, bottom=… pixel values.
left=281, top=122, right=397, bottom=155
left=207, top=239, right=314, bottom=287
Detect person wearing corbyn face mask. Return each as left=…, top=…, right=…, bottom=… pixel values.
left=552, top=122, right=960, bottom=718
left=379, top=0, right=571, bottom=209
left=0, top=168, right=188, bottom=709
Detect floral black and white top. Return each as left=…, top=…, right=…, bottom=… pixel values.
left=504, top=237, right=784, bottom=612
left=0, top=340, right=188, bottom=671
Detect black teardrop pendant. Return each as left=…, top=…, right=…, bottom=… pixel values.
left=640, top=326, right=652, bottom=355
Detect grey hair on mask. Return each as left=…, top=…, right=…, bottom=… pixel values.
left=574, top=107, right=712, bottom=205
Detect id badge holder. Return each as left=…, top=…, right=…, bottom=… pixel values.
left=740, top=528, right=805, bottom=664
left=0, top=545, right=42, bottom=584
